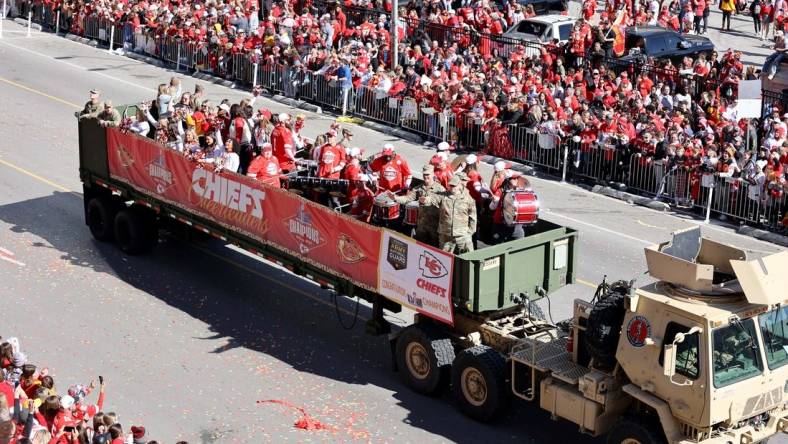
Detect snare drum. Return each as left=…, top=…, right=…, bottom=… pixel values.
left=404, top=201, right=419, bottom=226
left=503, top=191, right=539, bottom=225
left=296, top=159, right=318, bottom=176
left=373, top=194, right=400, bottom=221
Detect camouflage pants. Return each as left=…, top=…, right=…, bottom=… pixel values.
left=439, top=234, right=474, bottom=254
left=415, top=228, right=439, bottom=247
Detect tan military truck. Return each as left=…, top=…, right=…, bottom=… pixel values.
left=397, top=227, right=787, bottom=443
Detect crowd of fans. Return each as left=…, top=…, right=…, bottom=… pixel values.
left=0, top=336, right=175, bottom=444
left=21, top=0, right=786, bottom=228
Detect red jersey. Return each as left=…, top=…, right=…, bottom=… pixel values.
left=317, top=144, right=346, bottom=179
left=349, top=187, right=375, bottom=219
left=270, top=124, right=294, bottom=171
left=369, top=155, right=412, bottom=192
left=247, top=155, right=282, bottom=188
left=466, top=170, right=484, bottom=203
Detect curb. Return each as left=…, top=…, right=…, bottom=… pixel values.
left=592, top=185, right=671, bottom=212
left=480, top=155, right=536, bottom=176
left=736, top=226, right=788, bottom=247
left=64, top=33, right=97, bottom=47
left=13, top=17, right=42, bottom=31
left=362, top=121, right=423, bottom=144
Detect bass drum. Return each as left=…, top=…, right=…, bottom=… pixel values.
left=502, top=190, right=539, bottom=225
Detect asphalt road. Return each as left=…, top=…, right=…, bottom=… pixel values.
left=0, top=20, right=785, bottom=444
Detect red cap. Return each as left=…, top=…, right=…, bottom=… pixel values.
left=131, top=426, right=146, bottom=439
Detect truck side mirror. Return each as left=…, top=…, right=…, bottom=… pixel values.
left=663, top=343, right=677, bottom=377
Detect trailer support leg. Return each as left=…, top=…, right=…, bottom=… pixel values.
left=365, top=297, right=391, bottom=336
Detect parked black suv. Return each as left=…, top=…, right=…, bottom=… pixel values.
left=622, top=26, right=714, bottom=63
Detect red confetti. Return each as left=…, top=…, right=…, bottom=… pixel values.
left=257, top=399, right=335, bottom=431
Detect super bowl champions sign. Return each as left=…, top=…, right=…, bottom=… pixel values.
left=106, top=129, right=454, bottom=325
left=378, top=231, right=455, bottom=325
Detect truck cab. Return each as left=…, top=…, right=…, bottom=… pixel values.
left=509, top=227, right=788, bottom=444
left=614, top=234, right=788, bottom=443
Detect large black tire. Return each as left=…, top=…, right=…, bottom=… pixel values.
left=113, top=207, right=158, bottom=255
left=586, top=286, right=628, bottom=369
left=606, top=417, right=666, bottom=444
left=451, top=345, right=509, bottom=422
left=395, top=324, right=455, bottom=395
left=86, top=196, right=117, bottom=242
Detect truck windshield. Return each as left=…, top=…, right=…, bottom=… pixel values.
left=758, top=305, right=788, bottom=370
left=712, top=318, right=763, bottom=388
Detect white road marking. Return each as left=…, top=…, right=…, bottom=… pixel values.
left=541, top=209, right=653, bottom=245
left=0, top=38, right=155, bottom=93
left=0, top=247, right=25, bottom=267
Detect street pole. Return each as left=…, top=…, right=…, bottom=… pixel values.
left=391, top=0, right=398, bottom=69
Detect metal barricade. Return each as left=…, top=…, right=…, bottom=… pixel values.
left=312, top=74, right=352, bottom=113
left=401, top=107, right=445, bottom=142
left=193, top=43, right=211, bottom=72
left=454, top=117, right=485, bottom=150
left=571, top=142, right=624, bottom=184
left=159, top=36, right=179, bottom=64
left=510, top=126, right=562, bottom=172
left=258, top=63, right=286, bottom=93
left=626, top=155, right=668, bottom=197
left=352, top=86, right=401, bottom=127
left=83, top=15, right=99, bottom=40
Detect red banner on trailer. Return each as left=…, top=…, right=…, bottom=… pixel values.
left=105, top=128, right=381, bottom=291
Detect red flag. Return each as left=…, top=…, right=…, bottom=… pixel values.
left=612, top=25, right=625, bottom=57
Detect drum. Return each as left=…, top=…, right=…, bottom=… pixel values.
left=296, top=159, right=318, bottom=176
left=373, top=194, right=400, bottom=221
left=404, top=201, right=419, bottom=226
left=502, top=191, right=539, bottom=225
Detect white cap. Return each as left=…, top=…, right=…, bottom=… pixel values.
left=437, top=141, right=450, bottom=151
left=61, top=395, right=75, bottom=410
left=465, top=154, right=477, bottom=164
left=278, top=113, right=290, bottom=121
left=383, top=143, right=394, bottom=150
left=494, top=161, right=507, bottom=172
left=218, top=103, right=231, bottom=113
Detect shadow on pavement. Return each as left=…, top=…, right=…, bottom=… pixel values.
left=0, top=191, right=601, bottom=444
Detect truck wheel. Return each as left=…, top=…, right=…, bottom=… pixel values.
left=451, top=345, right=509, bottom=422
left=606, top=418, right=666, bottom=444
left=395, top=324, right=455, bottom=395
left=587, top=287, right=627, bottom=369
left=114, top=207, right=158, bottom=255
left=87, top=197, right=116, bottom=242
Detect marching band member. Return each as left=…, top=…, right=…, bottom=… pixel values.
left=317, top=131, right=346, bottom=179
left=349, top=174, right=375, bottom=221
left=271, top=113, right=296, bottom=172
left=247, top=143, right=282, bottom=188
left=369, top=144, right=412, bottom=192
left=490, top=170, right=530, bottom=243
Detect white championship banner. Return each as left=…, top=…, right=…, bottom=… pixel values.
left=378, top=231, right=455, bottom=325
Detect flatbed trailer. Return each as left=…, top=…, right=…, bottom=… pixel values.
left=78, top=110, right=788, bottom=444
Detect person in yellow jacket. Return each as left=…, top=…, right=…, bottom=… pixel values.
left=720, top=0, right=736, bottom=31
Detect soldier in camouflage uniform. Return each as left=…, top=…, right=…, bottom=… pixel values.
left=79, top=89, right=104, bottom=120
left=394, top=164, right=445, bottom=246
left=425, top=175, right=477, bottom=254
left=97, top=101, right=122, bottom=128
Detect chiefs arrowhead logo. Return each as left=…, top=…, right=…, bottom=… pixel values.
left=419, top=251, right=448, bottom=279
left=337, top=233, right=366, bottom=264
left=117, top=143, right=135, bottom=168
